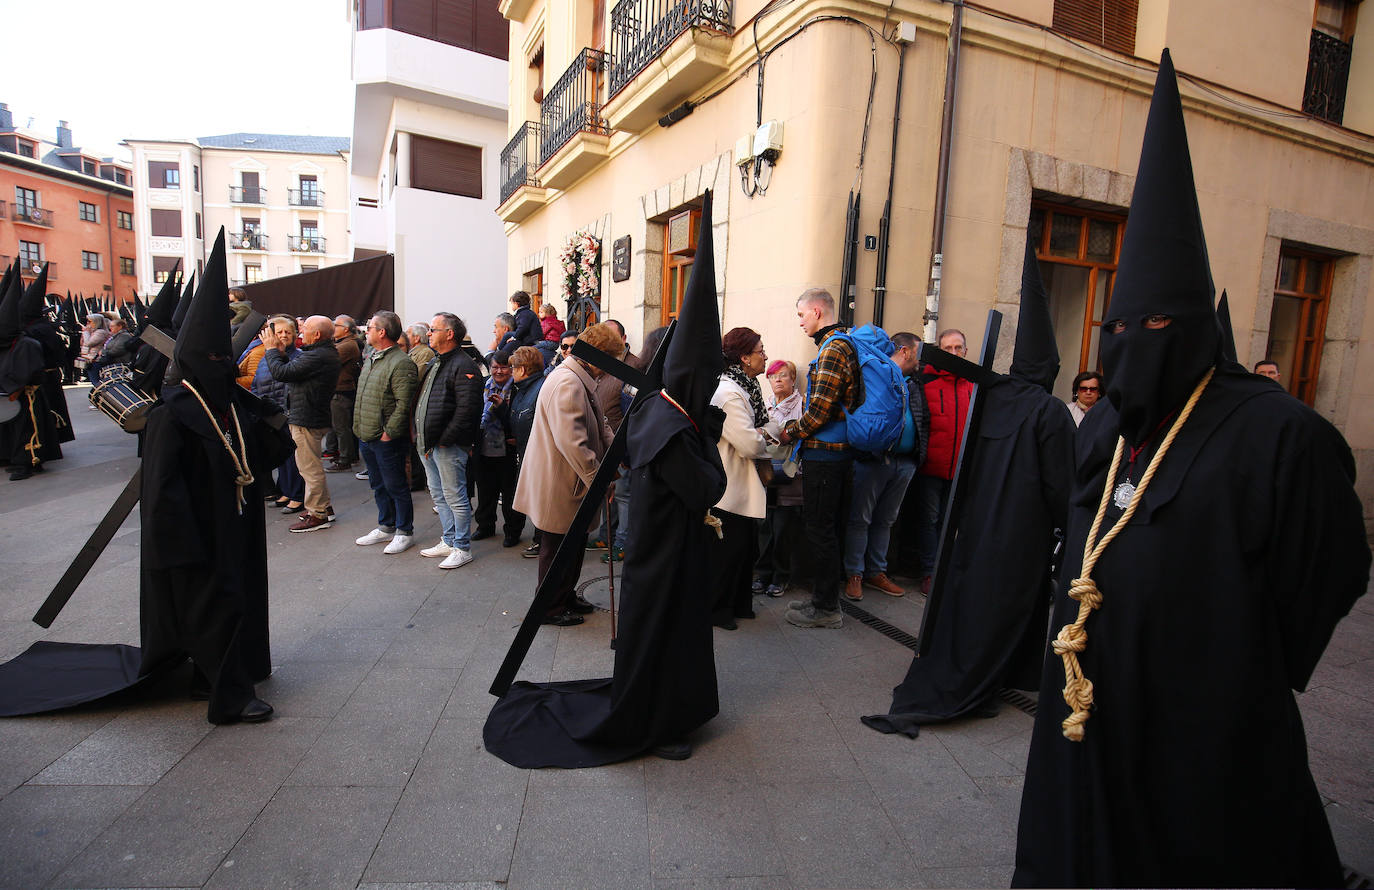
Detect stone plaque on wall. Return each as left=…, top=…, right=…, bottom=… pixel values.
left=612, top=235, right=631, bottom=283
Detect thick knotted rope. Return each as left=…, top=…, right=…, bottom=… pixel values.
left=21, top=386, right=41, bottom=466
left=181, top=381, right=255, bottom=513
left=1053, top=367, right=1214, bottom=742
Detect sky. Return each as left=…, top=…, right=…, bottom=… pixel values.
left=8, top=0, right=355, bottom=160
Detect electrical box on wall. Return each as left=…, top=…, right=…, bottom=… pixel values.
left=754, top=120, right=784, bottom=159
left=897, top=21, right=917, bottom=44
left=735, top=134, right=755, bottom=168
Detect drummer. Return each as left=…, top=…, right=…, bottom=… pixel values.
left=87, top=317, right=136, bottom=386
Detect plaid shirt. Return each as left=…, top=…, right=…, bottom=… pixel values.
left=784, top=326, right=861, bottom=452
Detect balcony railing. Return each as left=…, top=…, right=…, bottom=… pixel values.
left=541, top=48, right=610, bottom=163
left=289, top=235, right=326, bottom=253
left=12, top=205, right=54, bottom=227
left=19, top=260, right=55, bottom=280
left=609, top=0, right=732, bottom=97
left=1303, top=29, right=1351, bottom=124
left=500, top=122, right=543, bottom=203
left=288, top=188, right=325, bottom=207
left=230, top=186, right=268, bottom=204
left=0, top=201, right=6, bottom=220
left=232, top=231, right=270, bottom=251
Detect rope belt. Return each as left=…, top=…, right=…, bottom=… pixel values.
left=1053, top=367, right=1214, bottom=742
left=22, top=386, right=41, bottom=466
left=181, top=381, right=255, bottom=513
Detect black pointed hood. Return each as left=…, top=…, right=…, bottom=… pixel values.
left=19, top=263, right=49, bottom=323
left=661, top=189, right=722, bottom=425
left=130, top=291, right=147, bottom=330
left=0, top=263, right=24, bottom=348
left=142, top=263, right=182, bottom=334
left=171, top=270, right=196, bottom=334
left=1216, top=289, right=1238, bottom=363
left=1010, top=232, right=1059, bottom=392
left=173, top=230, right=235, bottom=411
left=1099, top=49, right=1220, bottom=444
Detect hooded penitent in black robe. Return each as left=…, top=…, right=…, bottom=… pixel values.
left=862, top=234, right=1074, bottom=737
left=0, top=231, right=290, bottom=724
left=19, top=267, right=75, bottom=444
left=483, top=190, right=728, bottom=768
left=0, top=263, right=64, bottom=470
left=1012, top=51, right=1370, bottom=887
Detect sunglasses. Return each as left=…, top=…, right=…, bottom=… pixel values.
left=1077, top=385, right=1099, bottom=393
left=560, top=344, right=573, bottom=351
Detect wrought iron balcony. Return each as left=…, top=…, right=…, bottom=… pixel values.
left=500, top=122, right=543, bottom=203
left=0, top=201, right=6, bottom=220
left=609, top=0, right=732, bottom=98
left=289, top=235, right=326, bottom=253
left=230, top=186, right=268, bottom=204
left=1303, top=29, right=1351, bottom=124
left=12, top=205, right=54, bottom=227
left=232, top=231, right=269, bottom=251
left=541, top=48, right=610, bottom=163
left=288, top=188, right=325, bottom=207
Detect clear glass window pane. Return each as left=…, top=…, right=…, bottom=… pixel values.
left=1266, top=294, right=1302, bottom=388
left=1277, top=255, right=1299, bottom=291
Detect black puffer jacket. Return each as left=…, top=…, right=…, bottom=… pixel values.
left=417, top=347, right=483, bottom=450
left=264, top=339, right=341, bottom=429
left=511, top=306, right=542, bottom=347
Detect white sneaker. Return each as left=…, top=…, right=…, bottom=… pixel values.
left=356, top=528, right=392, bottom=546
left=384, top=534, right=414, bottom=555
left=420, top=541, right=453, bottom=558
left=439, top=549, right=473, bottom=569
left=432, top=504, right=439, bottom=514
left=355, top=469, right=369, bottom=480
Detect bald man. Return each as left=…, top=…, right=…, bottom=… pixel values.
left=265, top=314, right=344, bottom=531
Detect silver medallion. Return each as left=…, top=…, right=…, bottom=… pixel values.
left=1112, top=480, right=1136, bottom=510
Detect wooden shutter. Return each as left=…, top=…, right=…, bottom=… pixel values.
left=1052, top=0, right=1137, bottom=55
left=392, top=0, right=434, bottom=37
left=474, top=0, right=510, bottom=60
left=437, top=0, right=475, bottom=48
left=410, top=135, right=483, bottom=199
left=147, top=160, right=179, bottom=187
left=150, top=209, right=182, bottom=237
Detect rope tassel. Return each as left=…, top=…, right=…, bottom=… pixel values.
left=1054, top=368, right=1213, bottom=742
left=181, top=381, right=255, bottom=513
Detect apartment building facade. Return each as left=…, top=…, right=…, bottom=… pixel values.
left=0, top=104, right=136, bottom=300
left=495, top=0, right=1374, bottom=528
left=123, top=134, right=351, bottom=294
left=349, top=0, right=511, bottom=328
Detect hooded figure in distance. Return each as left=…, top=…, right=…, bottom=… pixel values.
left=18, top=264, right=75, bottom=446
left=1012, top=50, right=1369, bottom=888
left=483, top=190, right=728, bottom=767
left=862, top=231, right=1074, bottom=736
left=0, top=262, right=65, bottom=479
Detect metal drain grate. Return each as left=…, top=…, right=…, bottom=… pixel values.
left=998, top=688, right=1038, bottom=716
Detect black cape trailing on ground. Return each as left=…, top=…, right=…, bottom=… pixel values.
left=862, top=233, right=1074, bottom=737
left=1012, top=50, right=1370, bottom=888
left=0, top=231, right=293, bottom=724
left=483, top=191, right=727, bottom=768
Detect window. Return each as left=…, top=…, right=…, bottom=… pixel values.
left=1028, top=201, right=1126, bottom=398
left=195, top=212, right=202, bottom=240
left=17, top=141, right=35, bottom=158
left=82, top=251, right=102, bottom=271
left=300, top=222, right=321, bottom=251
left=410, top=135, right=482, bottom=199
left=662, top=208, right=699, bottom=326
left=150, top=209, right=182, bottom=238
left=79, top=201, right=99, bottom=223
left=193, top=165, right=200, bottom=192
left=1264, top=246, right=1334, bottom=406
left=523, top=268, right=544, bottom=314
left=19, top=241, right=42, bottom=267
left=1303, top=0, right=1356, bottom=124
left=14, top=187, right=37, bottom=213
left=152, top=256, right=180, bottom=283
left=82, top=159, right=96, bottom=175
left=299, top=175, right=320, bottom=206
left=148, top=161, right=180, bottom=189
left=114, top=169, right=128, bottom=185
left=359, top=0, right=509, bottom=60
left=245, top=263, right=263, bottom=284
left=300, top=264, right=319, bottom=273
left=1052, top=0, right=1137, bottom=55
left=117, top=210, right=134, bottom=230
left=119, top=257, right=135, bottom=276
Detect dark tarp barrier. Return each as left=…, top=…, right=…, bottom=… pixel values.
left=241, top=254, right=393, bottom=322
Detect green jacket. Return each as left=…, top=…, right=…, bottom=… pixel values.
left=353, top=345, right=418, bottom=442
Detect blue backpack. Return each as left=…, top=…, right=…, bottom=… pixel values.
left=807, top=325, right=909, bottom=454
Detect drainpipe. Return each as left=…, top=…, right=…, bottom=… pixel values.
left=104, top=190, right=117, bottom=296
left=872, top=38, right=909, bottom=329
left=925, top=0, right=963, bottom=343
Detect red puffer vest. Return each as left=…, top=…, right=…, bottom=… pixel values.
left=918, top=367, right=973, bottom=479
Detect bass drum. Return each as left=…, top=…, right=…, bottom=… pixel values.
left=89, top=378, right=155, bottom=433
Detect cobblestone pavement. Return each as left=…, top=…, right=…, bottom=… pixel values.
left=1, top=392, right=1370, bottom=889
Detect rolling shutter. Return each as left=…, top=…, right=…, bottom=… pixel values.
left=1052, top=0, right=1137, bottom=56
left=410, top=135, right=483, bottom=199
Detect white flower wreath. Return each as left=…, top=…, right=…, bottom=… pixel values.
left=559, top=229, right=601, bottom=302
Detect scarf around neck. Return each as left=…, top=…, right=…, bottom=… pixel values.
left=723, top=364, right=767, bottom=427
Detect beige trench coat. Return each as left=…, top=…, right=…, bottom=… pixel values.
left=512, top=360, right=611, bottom=534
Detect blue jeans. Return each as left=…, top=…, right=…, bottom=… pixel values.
left=360, top=437, right=414, bottom=534
left=843, top=455, right=918, bottom=576
left=612, top=469, right=631, bottom=550
left=915, top=473, right=953, bottom=577
left=421, top=445, right=472, bottom=549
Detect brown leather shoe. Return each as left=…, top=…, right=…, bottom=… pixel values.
left=864, top=573, right=905, bottom=597
left=920, top=575, right=933, bottom=595
left=843, top=574, right=863, bottom=601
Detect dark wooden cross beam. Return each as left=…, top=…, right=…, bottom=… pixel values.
left=489, top=322, right=676, bottom=698
left=914, top=308, right=1002, bottom=656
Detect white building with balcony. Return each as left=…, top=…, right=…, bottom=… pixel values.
left=124, top=134, right=351, bottom=293
left=349, top=0, right=510, bottom=330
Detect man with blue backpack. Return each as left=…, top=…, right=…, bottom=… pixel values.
left=780, top=288, right=864, bottom=629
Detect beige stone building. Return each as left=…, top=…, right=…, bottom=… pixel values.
left=494, top=0, right=1374, bottom=528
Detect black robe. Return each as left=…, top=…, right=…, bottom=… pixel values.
left=1012, top=366, right=1370, bottom=888
left=0, top=384, right=291, bottom=722
left=483, top=398, right=727, bottom=768
left=25, top=319, right=75, bottom=443
left=0, top=334, right=63, bottom=466
left=862, top=376, right=1074, bottom=736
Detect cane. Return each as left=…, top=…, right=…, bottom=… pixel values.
left=606, top=483, right=617, bottom=649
